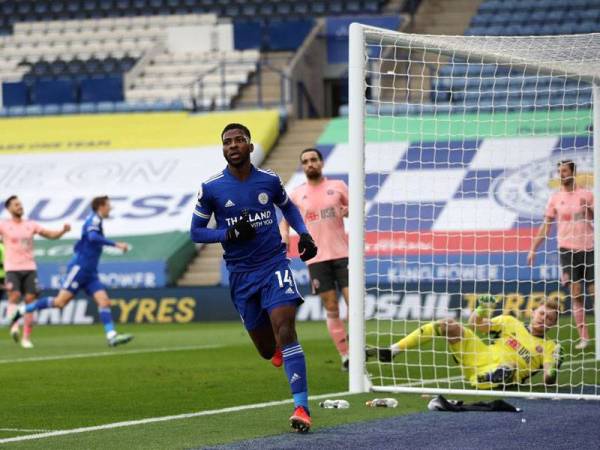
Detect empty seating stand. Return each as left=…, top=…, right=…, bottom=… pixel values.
left=466, top=0, right=600, bottom=36
left=0, top=0, right=387, bottom=35
left=426, top=0, right=598, bottom=113
left=0, top=13, right=255, bottom=114
left=0, top=1, right=390, bottom=116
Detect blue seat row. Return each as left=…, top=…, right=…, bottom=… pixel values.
left=466, top=21, right=600, bottom=36
left=0, top=100, right=186, bottom=117
left=435, top=76, right=586, bottom=92
left=340, top=94, right=593, bottom=117
left=3, top=76, right=124, bottom=106
left=448, top=89, right=592, bottom=103
left=0, top=0, right=386, bottom=34
left=478, top=0, right=600, bottom=14
left=23, top=57, right=137, bottom=81
left=470, top=9, right=600, bottom=27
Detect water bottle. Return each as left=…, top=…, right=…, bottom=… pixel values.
left=319, top=399, right=350, bottom=409
left=365, top=398, right=398, bottom=408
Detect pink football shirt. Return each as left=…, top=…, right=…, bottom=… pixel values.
left=0, top=219, right=44, bottom=271
left=290, top=178, right=348, bottom=264
left=545, top=187, right=594, bottom=251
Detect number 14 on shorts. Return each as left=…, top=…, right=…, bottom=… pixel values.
left=275, top=269, right=293, bottom=288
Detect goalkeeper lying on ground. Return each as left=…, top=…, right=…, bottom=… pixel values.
left=368, top=297, right=563, bottom=389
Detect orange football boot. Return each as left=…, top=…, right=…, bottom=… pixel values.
left=271, top=347, right=283, bottom=368
left=289, top=406, right=311, bottom=433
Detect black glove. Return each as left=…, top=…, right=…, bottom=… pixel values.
left=298, top=233, right=318, bottom=262
left=226, top=212, right=256, bottom=242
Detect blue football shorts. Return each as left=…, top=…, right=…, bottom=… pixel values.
left=61, top=264, right=106, bottom=296
left=229, top=259, right=303, bottom=331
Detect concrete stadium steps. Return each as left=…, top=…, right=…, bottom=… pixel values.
left=178, top=244, right=224, bottom=286
left=235, top=51, right=294, bottom=107
left=178, top=117, right=329, bottom=287
left=261, top=118, right=329, bottom=183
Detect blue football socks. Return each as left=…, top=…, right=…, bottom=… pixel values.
left=25, top=296, right=54, bottom=313
left=282, top=342, right=309, bottom=413
left=98, top=307, right=116, bottom=337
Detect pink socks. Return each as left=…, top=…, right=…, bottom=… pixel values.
left=23, top=313, right=34, bottom=340
left=7, top=303, right=19, bottom=333
left=326, top=316, right=348, bottom=356
left=572, top=299, right=589, bottom=340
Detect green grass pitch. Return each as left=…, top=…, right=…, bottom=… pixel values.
left=0, top=317, right=597, bottom=449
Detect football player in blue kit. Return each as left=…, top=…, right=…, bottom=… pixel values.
left=190, top=123, right=318, bottom=432
left=10, top=196, right=133, bottom=347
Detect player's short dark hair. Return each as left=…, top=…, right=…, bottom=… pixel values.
left=300, top=148, right=323, bottom=161
left=4, top=195, right=18, bottom=209
left=91, top=195, right=109, bottom=212
left=557, top=159, right=576, bottom=173
left=221, top=123, right=251, bottom=141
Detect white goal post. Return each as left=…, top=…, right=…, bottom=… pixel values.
left=348, top=24, right=600, bottom=400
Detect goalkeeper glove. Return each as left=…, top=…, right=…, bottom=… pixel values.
left=475, top=294, right=498, bottom=319
left=298, top=233, right=318, bottom=262
left=548, top=344, right=564, bottom=381
left=226, top=212, right=256, bottom=242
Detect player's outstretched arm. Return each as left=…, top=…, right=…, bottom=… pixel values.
left=190, top=182, right=229, bottom=244
left=88, top=230, right=117, bottom=247
left=39, top=223, right=71, bottom=240
left=190, top=213, right=227, bottom=243
left=191, top=211, right=255, bottom=244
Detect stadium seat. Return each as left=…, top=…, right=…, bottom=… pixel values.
left=478, top=1, right=502, bottom=14
left=469, top=15, right=488, bottom=27
left=328, top=1, right=344, bottom=15
left=578, top=21, right=600, bottom=33
left=79, top=101, right=98, bottom=113
left=41, top=103, right=62, bottom=115
left=2, top=81, right=29, bottom=106
left=81, top=76, right=124, bottom=102
left=488, top=13, right=512, bottom=25
left=545, top=10, right=566, bottom=24
left=528, top=11, right=547, bottom=25
left=7, top=105, right=27, bottom=116
left=96, top=101, right=116, bottom=112
left=32, top=78, right=77, bottom=105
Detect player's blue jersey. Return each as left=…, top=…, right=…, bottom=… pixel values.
left=194, top=165, right=289, bottom=272
left=69, top=213, right=110, bottom=272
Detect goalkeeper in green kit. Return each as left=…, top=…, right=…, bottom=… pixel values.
left=368, top=296, right=563, bottom=389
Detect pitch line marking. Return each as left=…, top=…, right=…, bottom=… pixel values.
left=0, top=391, right=350, bottom=444
left=0, top=428, right=53, bottom=433
left=0, top=344, right=223, bottom=365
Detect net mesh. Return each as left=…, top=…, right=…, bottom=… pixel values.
left=360, top=29, right=599, bottom=398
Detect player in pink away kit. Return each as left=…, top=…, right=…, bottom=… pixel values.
left=528, top=160, right=594, bottom=350
left=280, top=148, right=350, bottom=370
left=0, top=196, right=70, bottom=348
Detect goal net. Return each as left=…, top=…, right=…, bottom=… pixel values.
left=347, top=24, right=600, bottom=400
